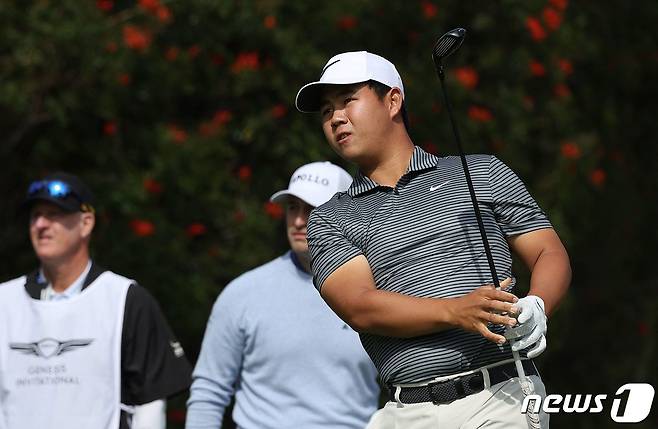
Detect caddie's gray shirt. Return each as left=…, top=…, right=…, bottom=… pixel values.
left=307, top=146, right=552, bottom=384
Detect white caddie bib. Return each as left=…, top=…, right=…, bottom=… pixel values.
left=0, top=271, right=131, bottom=429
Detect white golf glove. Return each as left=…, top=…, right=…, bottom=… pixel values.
left=505, top=295, right=547, bottom=358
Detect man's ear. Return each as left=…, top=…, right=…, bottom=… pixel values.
left=388, top=87, right=403, bottom=119
left=80, top=212, right=95, bottom=238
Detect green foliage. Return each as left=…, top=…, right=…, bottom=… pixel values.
left=1, top=1, right=657, bottom=427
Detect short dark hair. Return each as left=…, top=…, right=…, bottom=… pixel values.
left=366, top=80, right=410, bottom=132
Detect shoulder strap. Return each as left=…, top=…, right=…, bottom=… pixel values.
left=81, top=262, right=107, bottom=291
left=24, top=269, right=45, bottom=299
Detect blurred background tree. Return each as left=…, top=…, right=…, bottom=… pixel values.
left=1, top=0, right=656, bottom=427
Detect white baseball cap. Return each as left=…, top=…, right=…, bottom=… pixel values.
left=270, top=161, right=353, bottom=208
left=295, top=51, right=405, bottom=113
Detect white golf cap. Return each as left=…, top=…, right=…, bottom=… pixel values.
left=270, top=161, right=353, bottom=208
left=295, top=51, right=404, bottom=113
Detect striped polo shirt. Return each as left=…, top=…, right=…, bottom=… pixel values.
left=307, top=145, right=552, bottom=384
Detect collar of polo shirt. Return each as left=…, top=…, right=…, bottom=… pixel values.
left=347, top=146, right=439, bottom=197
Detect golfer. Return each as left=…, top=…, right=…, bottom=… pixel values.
left=295, top=51, right=571, bottom=428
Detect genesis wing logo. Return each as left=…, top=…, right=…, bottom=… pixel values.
left=9, top=338, right=93, bottom=359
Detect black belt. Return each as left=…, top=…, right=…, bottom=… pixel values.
left=388, top=360, right=538, bottom=405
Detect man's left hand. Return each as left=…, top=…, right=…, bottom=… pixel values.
left=505, top=295, right=547, bottom=358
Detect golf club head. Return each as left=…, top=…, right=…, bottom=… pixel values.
left=432, top=27, right=467, bottom=67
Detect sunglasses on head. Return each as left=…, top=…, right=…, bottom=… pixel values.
left=27, top=180, right=94, bottom=213
left=28, top=180, right=74, bottom=198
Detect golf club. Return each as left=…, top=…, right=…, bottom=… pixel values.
left=432, top=27, right=541, bottom=429
left=431, top=28, right=500, bottom=291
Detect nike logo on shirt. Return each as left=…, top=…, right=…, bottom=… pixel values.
left=430, top=181, right=451, bottom=191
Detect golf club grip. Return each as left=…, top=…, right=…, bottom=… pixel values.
left=436, top=66, right=501, bottom=289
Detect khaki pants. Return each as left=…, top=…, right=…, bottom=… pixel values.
left=365, top=375, right=549, bottom=429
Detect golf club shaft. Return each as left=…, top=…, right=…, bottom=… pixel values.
left=433, top=35, right=540, bottom=428
left=435, top=65, right=500, bottom=289
left=438, top=63, right=539, bottom=429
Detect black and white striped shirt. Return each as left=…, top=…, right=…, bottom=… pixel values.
left=307, top=146, right=552, bottom=384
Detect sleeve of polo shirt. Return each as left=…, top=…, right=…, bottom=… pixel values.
left=121, top=284, right=192, bottom=405
left=307, top=205, right=363, bottom=292
left=185, top=282, right=245, bottom=428
left=489, top=156, right=553, bottom=236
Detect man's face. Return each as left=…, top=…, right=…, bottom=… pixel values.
left=29, top=202, right=94, bottom=265
left=285, top=196, right=314, bottom=255
left=320, top=83, right=392, bottom=163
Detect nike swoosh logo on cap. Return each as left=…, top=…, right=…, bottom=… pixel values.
left=320, top=59, right=340, bottom=78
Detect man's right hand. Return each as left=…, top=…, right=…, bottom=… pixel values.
left=447, top=278, right=519, bottom=344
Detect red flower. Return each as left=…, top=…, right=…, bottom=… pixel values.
left=337, top=15, right=357, bottom=30
left=421, top=1, right=438, bottom=19
left=186, top=222, right=207, bottom=238
left=238, top=165, right=252, bottom=181
left=271, top=104, right=287, bottom=119
left=525, top=17, right=547, bottom=42
left=156, top=6, right=172, bottom=23
left=560, top=142, right=580, bottom=159
left=130, top=219, right=155, bottom=237
left=454, top=67, right=478, bottom=89
left=231, top=52, right=260, bottom=73
left=637, top=322, right=649, bottom=336
left=105, top=41, right=118, bottom=53
left=117, top=73, right=131, bottom=86
left=468, top=106, right=493, bottom=122
left=188, top=45, right=201, bottom=58
left=198, top=110, right=232, bottom=137
left=554, top=83, right=571, bottom=98
left=528, top=60, right=546, bottom=76
left=589, top=169, right=606, bottom=187
left=549, top=0, right=568, bottom=11
left=264, top=15, right=277, bottom=29
left=103, top=121, right=117, bottom=136
left=264, top=202, right=284, bottom=220
left=96, top=0, right=114, bottom=12
left=143, top=178, right=163, bottom=194
left=212, top=109, right=233, bottom=125
left=165, top=46, right=179, bottom=61
left=138, top=0, right=160, bottom=13
left=557, top=58, right=573, bottom=75
left=122, top=25, right=151, bottom=52
left=167, top=124, right=187, bottom=144
left=542, top=7, right=562, bottom=31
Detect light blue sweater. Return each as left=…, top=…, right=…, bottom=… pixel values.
left=186, top=252, right=380, bottom=429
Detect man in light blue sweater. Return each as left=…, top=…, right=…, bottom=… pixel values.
left=186, top=161, right=380, bottom=429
